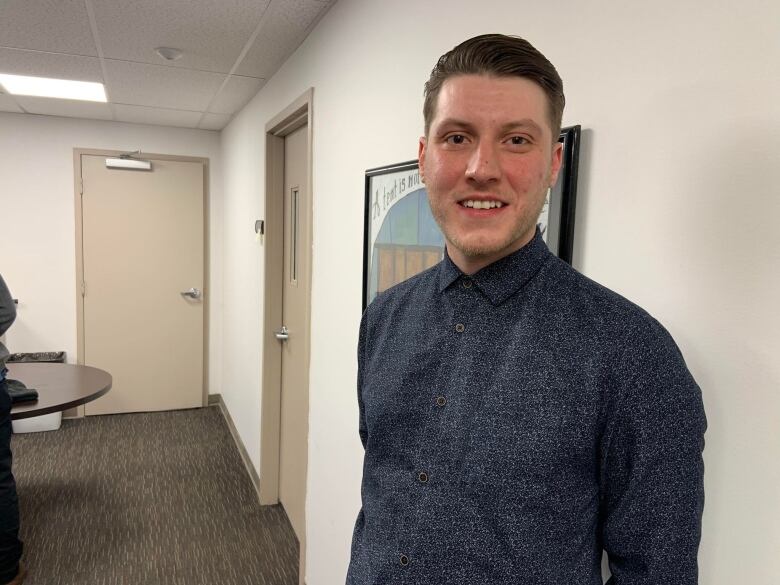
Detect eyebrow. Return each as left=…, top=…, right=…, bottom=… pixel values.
left=435, top=118, right=544, bottom=135
left=502, top=119, right=543, bottom=135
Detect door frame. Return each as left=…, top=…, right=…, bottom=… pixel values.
left=259, top=88, right=314, bottom=504
left=260, top=88, right=314, bottom=585
left=73, top=148, right=211, bottom=416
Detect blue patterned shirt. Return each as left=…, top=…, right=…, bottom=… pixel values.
left=348, top=231, right=706, bottom=584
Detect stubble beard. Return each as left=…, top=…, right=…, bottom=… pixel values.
left=432, top=188, right=548, bottom=261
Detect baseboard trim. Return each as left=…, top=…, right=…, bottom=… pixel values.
left=209, top=393, right=263, bottom=503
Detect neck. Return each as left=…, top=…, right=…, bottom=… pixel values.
left=447, top=229, right=536, bottom=275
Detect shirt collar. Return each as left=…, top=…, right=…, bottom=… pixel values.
left=437, top=228, right=552, bottom=305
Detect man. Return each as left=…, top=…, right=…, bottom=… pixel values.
left=348, top=34, right=705, bottom=584
left=0, top=275, right=25, bottom=585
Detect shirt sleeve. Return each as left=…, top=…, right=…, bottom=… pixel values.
left=600, top=320, right=706, bottom=585
left=0, top=274, right=16, bottom=337
left=357, top=309, right=368, bottom=449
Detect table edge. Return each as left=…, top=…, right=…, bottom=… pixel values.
left=9, top=364, right=113, bottom=420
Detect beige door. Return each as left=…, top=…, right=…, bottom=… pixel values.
left=278, top=125, right=310, bottom=544
left=80, top=154, right=205, bottom=415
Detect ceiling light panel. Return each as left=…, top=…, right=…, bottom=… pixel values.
left=0, top=74, right=107, bottom=102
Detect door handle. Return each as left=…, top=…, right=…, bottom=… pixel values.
left=274, top=326, right=289, bottom=341
left=180, top=288, right=201, bottom=299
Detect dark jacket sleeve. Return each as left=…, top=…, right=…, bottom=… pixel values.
left=357, top=310, right=368, bottom=449
left=0, top=274, right=16, bottom=337
left=600, top=319, right=706, bottom=585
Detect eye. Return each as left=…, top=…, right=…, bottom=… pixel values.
left=508, top=136, right=529, bottom=145
left=445, top=134, right=468, bottom=145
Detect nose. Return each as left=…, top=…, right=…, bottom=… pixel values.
left=465, top=140, right=501, bottom=183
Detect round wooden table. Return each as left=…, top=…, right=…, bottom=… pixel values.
left=7, top=363, right=112, bottom=420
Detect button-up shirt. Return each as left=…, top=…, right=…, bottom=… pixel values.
left=347, top=231, right=706, bottom=585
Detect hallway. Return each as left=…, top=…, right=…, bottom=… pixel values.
left=11, top=407, right=297, bottom=585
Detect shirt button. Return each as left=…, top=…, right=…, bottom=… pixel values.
left=462, top=279, right=473, bottom=289
left=455, top=323, right=465, bottom=333
left=399, top=554, right=410, bottom=566
left=418, top=471, right=429, bottom=483
left=436, top=396, right=446, bottom=407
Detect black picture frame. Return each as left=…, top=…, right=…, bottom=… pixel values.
left=541, top=124, right=581, bottom=263
left=362, top=125, right=581, bottom=309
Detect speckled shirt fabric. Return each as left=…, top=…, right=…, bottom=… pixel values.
left=347, top=231, right=706, bottom=585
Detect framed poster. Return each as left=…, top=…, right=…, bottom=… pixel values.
left=363, top=125, right=581, bottom=308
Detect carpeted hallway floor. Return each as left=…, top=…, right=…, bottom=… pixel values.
left=10, top=406, right=299, bottom=585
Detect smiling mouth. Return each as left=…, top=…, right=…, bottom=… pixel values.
left=459, top=199, right=504, bottom=209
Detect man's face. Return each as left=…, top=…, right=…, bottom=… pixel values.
left=419, top=74, right=563, bottom=274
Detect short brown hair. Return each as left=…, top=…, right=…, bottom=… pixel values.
left=423, top=34, right=565, bottom=138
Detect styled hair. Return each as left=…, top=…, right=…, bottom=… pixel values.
left=423, top=34, right=565, bottom=138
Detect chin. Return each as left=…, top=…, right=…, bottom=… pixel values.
left=452, top=235, right=512, bottom=259
left=450, top=225, right=536, bottom=260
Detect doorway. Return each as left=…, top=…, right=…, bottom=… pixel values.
left=75, top=150, right=209, bottom=416
left=260, top=89, right=313, bottom=585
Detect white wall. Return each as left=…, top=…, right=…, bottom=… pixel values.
left=0, top=112, right=224, bottom=395
left=220, top=0, right=779, bottom=583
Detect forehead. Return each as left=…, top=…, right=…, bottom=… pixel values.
left=431, top=74, right=550, bottom=133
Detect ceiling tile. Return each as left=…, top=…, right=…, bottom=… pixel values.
left=105, top=60, right=226, bottom=111
left=15, top=96, right=114, bottom=120
left=0, top=0, right=97, bottom=56
left=92, top=0, right=271, bottom=74
left=0, top=93, right=23, bottom=113
left=0, top=0, right=330, bottom=129
left=199, top=113, right=232, bottom=131
left=0, top=48, right=104, bottom=82
left=208, top=75, right=265, bottom=115
left=113, top=104, right=203, bottom=129
left=236, top=0, right=329, bottom=78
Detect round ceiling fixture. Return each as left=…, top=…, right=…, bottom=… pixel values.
left=155, top=47, right=184, bottom=62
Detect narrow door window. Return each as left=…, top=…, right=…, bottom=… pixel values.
left=290, top=186, right=299, bottom=285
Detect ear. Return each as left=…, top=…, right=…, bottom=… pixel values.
left=548, top=140, right=563, bottom=188
left=418, top=136, right=427, bottom=182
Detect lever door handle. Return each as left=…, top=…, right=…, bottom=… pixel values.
left=180, top=288, right=201, bottom=299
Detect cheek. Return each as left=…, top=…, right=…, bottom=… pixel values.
left=425, top=163, right=447, bottom=187
left=427, top=187, right=451, bottom=218
left=506, top=159, right=550, bottom=190
left=425, top=152, right=464, bottom=187
left=505, top=170, right=536, bottom=192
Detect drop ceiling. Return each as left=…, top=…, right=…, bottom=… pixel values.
left=0, top=0, right=334, bottom=130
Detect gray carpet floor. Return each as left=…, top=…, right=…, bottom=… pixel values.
left=10, top=406, right=299, bottom=585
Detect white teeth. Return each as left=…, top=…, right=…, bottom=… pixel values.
left=461, top=200, right=503, bottom=209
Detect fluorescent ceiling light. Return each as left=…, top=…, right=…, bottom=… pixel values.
left=0, top=73, right=107, bottom=102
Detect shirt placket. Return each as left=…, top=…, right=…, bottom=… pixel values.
left=397, top=275, right=482, bottom=579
